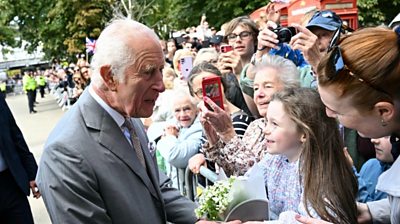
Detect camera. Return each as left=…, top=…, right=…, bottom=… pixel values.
left=271, top=26, right=297, bottom=43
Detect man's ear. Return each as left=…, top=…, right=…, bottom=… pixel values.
left=100, top=65, right=117, bottom=91
left=374, top=101, right=395, bottom=123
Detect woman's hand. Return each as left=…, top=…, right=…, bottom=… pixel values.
left=198, top=100, right=219, bottom=145
left=164, top=124, right=179, bottom=137
left=188, top=153, right=206, bottom=174
left=201, top=97, right=236, bottom=143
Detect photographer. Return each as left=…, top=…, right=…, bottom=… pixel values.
left=246, top=10, right=343, bottom=89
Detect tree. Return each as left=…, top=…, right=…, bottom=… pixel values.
left=357, top=0, right=400, bottom=27
left=0, top=2, right=18, bottom=50
left=168, top=0, right=266, bottom=31
left=1, top=0, right=114, bottom=60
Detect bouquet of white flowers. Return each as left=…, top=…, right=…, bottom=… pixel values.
left=195, top=164, right=268, bottom=222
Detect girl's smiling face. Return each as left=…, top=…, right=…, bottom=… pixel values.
left=263, top=100, right=304, bottom=162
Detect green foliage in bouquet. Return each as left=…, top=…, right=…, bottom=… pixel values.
left=195, top=176, right=237, bottom=221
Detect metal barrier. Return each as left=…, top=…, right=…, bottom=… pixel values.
left=6, top=83, right=24, bottom=95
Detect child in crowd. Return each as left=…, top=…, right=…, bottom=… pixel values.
left=258, top=88, right=357, bottom=223
left=354, top=136, right=393, bottom=202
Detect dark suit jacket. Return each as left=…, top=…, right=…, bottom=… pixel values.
left=36, top=90, right=197, bottom=224
left=0, top=97, right=38, bottom=196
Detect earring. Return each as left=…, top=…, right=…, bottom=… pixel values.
left=381, top=119, right=388, bottom=127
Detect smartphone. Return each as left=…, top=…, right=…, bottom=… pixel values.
left=202, top=76, right=224, bottom=111
left=220, top=45, right=233, bottom=53
left=180, top=56, right=193, bottom=81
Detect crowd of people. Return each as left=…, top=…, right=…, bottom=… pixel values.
left=1, top=4, right=399, bottom=224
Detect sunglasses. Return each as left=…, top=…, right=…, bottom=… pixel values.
left=327, top=30, right=391, bottom=98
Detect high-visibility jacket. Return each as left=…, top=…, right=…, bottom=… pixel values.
left=23, top=75, right=37, bottom=91
left=36, top=75, right=46, bottom=86
left=0, top=82, right=6, bottom=92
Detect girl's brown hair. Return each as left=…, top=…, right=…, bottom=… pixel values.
left=317, top=27, right=400, bottom=111
left=271, top=88, right=357, bottom=223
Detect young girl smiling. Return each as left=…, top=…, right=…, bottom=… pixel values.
left=259, top=88, right=357, bottom=223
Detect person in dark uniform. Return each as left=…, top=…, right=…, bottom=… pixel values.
left=0, top=96, right=41, bottom=223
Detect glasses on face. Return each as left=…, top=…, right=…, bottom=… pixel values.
left=193, top=88, right=203, bottom=98
left=328, top=42, right=391, bottom=98
left=226, top=31, right=252, bottom=42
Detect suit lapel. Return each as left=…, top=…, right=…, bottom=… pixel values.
left=79, top=91, right=160, bottom=200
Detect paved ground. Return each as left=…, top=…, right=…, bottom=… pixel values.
left=6, top=92, right=65, bottom=224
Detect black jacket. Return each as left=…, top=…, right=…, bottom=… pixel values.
left=0, top=97, right=38, bottom=195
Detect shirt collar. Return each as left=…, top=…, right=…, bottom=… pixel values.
left=89, top=87, right=126, bottom=129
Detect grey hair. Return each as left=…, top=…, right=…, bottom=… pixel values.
left=90, top=18, right=159, bottom=86
left=255, top=54, right=300, bottom=89
left=171, top=88, right=198, bottom=107
left=193, top=47, right=219, bottom=66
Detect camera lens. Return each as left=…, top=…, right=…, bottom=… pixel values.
left=274, top=27, right=297, bottom=43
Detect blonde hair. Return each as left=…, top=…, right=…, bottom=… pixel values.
left=173, top=49, right=195, bottom=76
left=162, top=67, right=176, bottom=90
left=317, top=27, right=400, bottom=111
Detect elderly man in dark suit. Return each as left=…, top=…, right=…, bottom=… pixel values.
left=0, top=97, right=40, bottom=223
left=36, top=19, right=198, bottom=223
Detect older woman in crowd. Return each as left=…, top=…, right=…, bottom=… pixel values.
left=156, top=89, right=203, bottom=188
left=189, top=55, right=300, bottom=176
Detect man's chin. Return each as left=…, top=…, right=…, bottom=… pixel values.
left=357, top=131, right=371, bottom=139
left=357, top=130, right=383, bottom=139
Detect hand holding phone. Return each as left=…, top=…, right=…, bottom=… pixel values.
left=180, top=56, right=193, bottom=81
left=220, top=45, right=233, bottom=53
left=202, top=76, right=224, bottom=111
